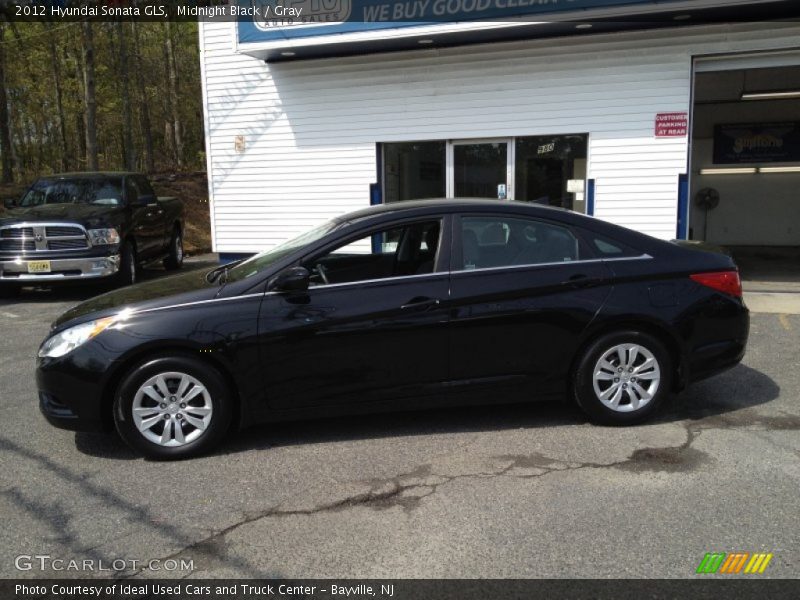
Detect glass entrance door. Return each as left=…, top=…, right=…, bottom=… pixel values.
left=448, top=140, right=513, bottom=199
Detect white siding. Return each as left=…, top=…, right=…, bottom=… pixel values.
left=199, top=21, right=800, bottom=252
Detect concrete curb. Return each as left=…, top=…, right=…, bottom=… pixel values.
left=744, top=292, right=800, bottom=315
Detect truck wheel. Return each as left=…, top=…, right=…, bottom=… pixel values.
left=163, top=227, right=183, bottom=271
left=0, top=284, right=20, bottom=299
left=116, top=241, right=137, bottom=287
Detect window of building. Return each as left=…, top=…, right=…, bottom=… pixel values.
left=381, top=135, right=588, bottom=210
left=515, top=135, right=588, bottom=211
left=383, top=142, right=446, bottom=203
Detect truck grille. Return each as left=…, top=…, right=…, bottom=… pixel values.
left=45, top=226, right=84, bottom=238
left=0, top=239, right=36, bottom=252
left=1, top=227, right=34, bottom=239
left=0, top=224, right=89, bottom=253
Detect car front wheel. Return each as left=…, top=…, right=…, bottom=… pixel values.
left=573, top=331, right=672, bottom=425
left=113, top=355, right=233, bottom=459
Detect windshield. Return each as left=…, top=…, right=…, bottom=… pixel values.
left=224, top=219, right=344, bottom=283
left=20, top=177, right=124, bottom=207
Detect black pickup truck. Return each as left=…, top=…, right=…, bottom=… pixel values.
left=0, top=172, right=184, bottom=297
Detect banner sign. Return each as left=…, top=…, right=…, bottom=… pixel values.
left=713, top=122, right=800, bottom=164
left=237, top=0, right=672, bottom=44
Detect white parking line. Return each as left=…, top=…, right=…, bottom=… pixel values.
left=0, top=311, right=19, bottom=318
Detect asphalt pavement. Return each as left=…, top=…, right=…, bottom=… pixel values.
left=1, top=260, right=798, bottom=579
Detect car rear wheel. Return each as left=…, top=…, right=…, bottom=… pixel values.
left=163, top=227, right=183, bottom=271
left=573, top=331, right=671, bottom=425
left=113, top=355, right=232, bottom=459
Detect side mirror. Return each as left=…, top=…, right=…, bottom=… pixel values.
left=3, top=198, right=17, bottom=209
left=268, top=266, right=310, bottom=292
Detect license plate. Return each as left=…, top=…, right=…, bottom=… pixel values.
left=27, top=260, right=51, bottom=274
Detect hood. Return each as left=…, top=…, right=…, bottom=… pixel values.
left=2, top=203, right=125, bottom=229
left=54, top=268, right=223, bottom=329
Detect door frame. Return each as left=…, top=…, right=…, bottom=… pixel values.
left=446, top=138, right=515, bottom=200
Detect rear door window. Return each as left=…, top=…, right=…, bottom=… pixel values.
left=580, top=230, right=643, bottom=259
left=457, top=215, right=582, bottom=270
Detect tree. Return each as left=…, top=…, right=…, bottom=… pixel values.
left=81, top=20, right=98, bottom=171
left=0, top=21, right=203, bottom=180
left=46, top=23, right=69, bottom=172
left=164, top=21, right=183, bottom=169
left=132, top=22, right=154, bottom=172
left=117, top=20, right=135, bottom=170
left=0, top=23, right=13, bottom=182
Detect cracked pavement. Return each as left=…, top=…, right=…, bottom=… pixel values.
left=1, top=271, right=799, bottom=579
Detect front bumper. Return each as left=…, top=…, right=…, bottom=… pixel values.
left=37, top=351, right=114, bottom=433
left=0, top=254, right=120, bottom=282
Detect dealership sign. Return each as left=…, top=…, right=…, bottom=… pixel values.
left=713, top=122, right=800, bottom=164
left=237, top=0, right=688, bottom=45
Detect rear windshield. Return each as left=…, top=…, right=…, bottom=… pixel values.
left=20, top=177, right=124, bottom=207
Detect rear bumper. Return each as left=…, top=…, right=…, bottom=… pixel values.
left=0, top=254, right=120, bottom=282
left=687, top=303, right=750, bottom=384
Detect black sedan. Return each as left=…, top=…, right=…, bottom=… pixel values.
left=37, top=200, right=749, bottom=459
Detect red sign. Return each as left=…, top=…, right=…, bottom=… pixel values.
left=655, top=112, right=688, bottom=137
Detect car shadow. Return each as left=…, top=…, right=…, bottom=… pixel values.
left=74, top=363, right=781, bottom=460
left=2, top=256, right=218, bottom=305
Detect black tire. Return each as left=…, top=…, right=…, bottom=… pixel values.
left=573, top=330, right=672, bottom=425
left=163, top=226, right=184, bottom=271
left=113, top=355, right=233, bottom=460
left=114, top=241, right=137, bottom=288
left=0, top=284, right=20, bottom=299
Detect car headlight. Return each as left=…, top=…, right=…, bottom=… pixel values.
left=87, top=228, right=120, bottom=246
left=38, top=317, right=115, bottom=358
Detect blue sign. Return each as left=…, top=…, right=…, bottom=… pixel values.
left=237, top=0, right=670, bottom=44
left=714, top=122, right=800, bottom=164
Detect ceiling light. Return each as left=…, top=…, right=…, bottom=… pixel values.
left=700, top=168, right=757, bottom=175
left=281, top=51, right=296, bottom=57
left=575, top=23, right=592, bottom=29
left=759, top=166, right=800, bottom=173
left=741, top=90, right=800, bottom=100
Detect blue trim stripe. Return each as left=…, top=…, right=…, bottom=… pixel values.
left=587, top=179, right=596, bottom=216
left=676, top=174, right=689, bottom=240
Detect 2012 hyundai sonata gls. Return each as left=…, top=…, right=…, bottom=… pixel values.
left=37, top=200, right=749, bottom=459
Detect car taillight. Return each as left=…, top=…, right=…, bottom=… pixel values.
left=690, top=270, right=742, bottom=298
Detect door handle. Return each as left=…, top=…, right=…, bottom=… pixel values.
left=400, top=297, right=441, bottom=311
left=564, top=274, right=595, bottom=288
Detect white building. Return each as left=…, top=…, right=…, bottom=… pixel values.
left=199, top=0, right=800, bottom=260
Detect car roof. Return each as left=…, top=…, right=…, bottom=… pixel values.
left=340, top=198, right=571, bottom=221
left=336, top=198, right=677, bottom=256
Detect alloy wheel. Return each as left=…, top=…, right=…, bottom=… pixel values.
left=131, top=371, right=213, bottom=447
left=591, top=343, right=661, bottom=413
